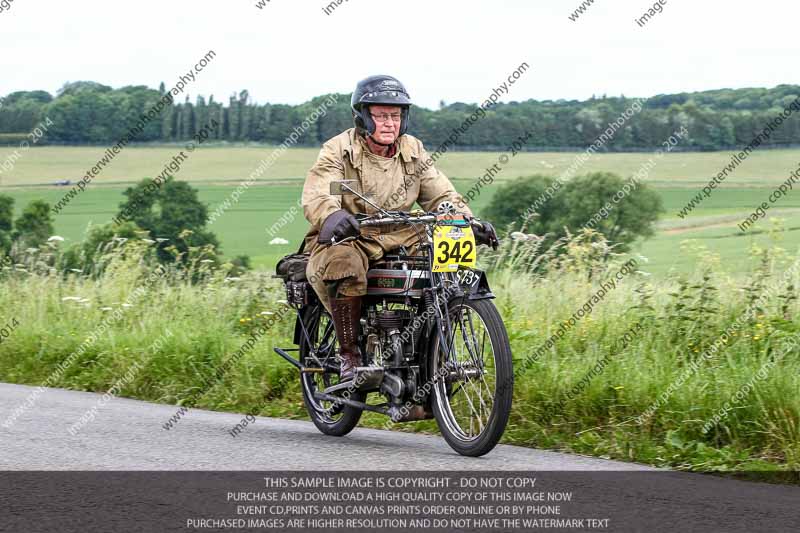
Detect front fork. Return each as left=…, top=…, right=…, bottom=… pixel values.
left=428, top=273, right=460, bottom=367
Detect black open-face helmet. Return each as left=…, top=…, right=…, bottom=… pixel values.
left=351, top=75, right=412, bottom=139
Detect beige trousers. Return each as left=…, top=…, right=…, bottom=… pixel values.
left=305, top=228, right=423, bottom=312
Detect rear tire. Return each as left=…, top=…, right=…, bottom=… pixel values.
left=429, top=297, right=513, bottom=457
left=299, top=303, right=363, bottom=437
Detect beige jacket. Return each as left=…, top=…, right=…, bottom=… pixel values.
left=302, top=128, right=472, bottom=257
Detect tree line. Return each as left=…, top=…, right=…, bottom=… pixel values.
left=1, top=81, right=800, bottom=151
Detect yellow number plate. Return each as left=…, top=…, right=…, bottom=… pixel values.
left=432, top=225, right=477, bottom=272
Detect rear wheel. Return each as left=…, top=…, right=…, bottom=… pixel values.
left=429, top=297, right=513, bottom=457
left=299, top=303, right=363, bottom=436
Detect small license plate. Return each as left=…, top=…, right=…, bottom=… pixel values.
left=432, top=224, right=477, bottom=272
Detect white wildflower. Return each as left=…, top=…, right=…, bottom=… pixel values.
left=269, top=237, right=289, bottom=245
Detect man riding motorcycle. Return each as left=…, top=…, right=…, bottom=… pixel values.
left=302, top=74, right=499, bottom=382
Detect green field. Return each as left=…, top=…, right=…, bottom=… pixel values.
left=3, top=145, right=800, bottom=186
left=3, top=145, right=800, bottom=274
left=3, top=145, right=800, bottom=473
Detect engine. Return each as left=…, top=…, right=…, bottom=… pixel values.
left=364, top=306, right=414, bottom=364
left=361, top=304, right=422, bottom=408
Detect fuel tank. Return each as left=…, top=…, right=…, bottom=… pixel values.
left=366, top=268, right=429, bottom=297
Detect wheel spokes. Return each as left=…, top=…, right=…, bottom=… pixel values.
left=303, top=310, right=347, bottom=422
left=438, top=305, right=498, bottom=441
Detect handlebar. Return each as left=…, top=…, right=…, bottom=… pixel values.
left=329, top=212, right=485, bottom=246
left=359, top=214, right=437, bottom=227
left=358, top=213, right=481, bottom=229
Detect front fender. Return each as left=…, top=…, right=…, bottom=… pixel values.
left=459, top=268, right=494, bottom=300
left=419, top=268, right=494, bottom=362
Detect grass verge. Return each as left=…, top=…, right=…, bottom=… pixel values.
left=0, top=236, right=798, bottom=476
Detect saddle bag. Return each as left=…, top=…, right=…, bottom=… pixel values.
left=275, top=253, right=313, bottom=307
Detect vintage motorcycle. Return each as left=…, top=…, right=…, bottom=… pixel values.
left=274, top=181, right=513, bottom=457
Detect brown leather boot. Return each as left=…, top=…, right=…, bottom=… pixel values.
left=330, top=295, right=362, bottom=382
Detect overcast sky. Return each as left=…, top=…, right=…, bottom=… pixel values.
left=2, top=0, right=796, bottom=109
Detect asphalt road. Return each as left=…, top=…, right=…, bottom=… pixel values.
left=1, top=382, right=799, bottom=533
left=0, top=382, right=645, bottom=470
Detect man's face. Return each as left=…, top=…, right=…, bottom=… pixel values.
left=368, top=105, right=402, bottom=144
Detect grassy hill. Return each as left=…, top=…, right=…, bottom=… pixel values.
left=3, top=145, right=800, bottom=275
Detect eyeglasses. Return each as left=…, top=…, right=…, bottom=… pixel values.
left=370, top=113, right=403, bottom=123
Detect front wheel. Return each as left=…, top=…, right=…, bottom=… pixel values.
left=429, top=297, right=513, bottom=457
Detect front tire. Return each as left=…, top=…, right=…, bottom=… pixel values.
left=299, top=303, right=364, bottom=437
left=429, top=297, right=513, bottom=457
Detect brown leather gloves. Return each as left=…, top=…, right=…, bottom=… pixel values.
left=474, top=220, right=500, bottom=250
left=318, top=209, right=361, bottom=245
